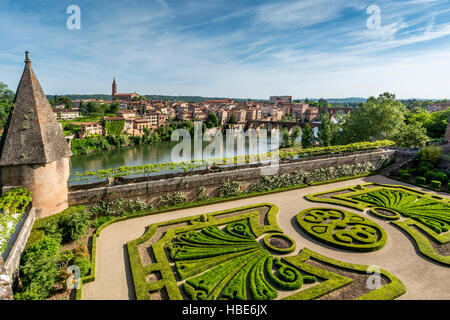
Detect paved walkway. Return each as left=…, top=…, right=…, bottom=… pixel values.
left=82, top=175, right=450, bottom=300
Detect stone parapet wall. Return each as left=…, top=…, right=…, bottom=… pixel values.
left=0, top=207, right=35, bottom=300
left=69, top=149, right=395, bottom=207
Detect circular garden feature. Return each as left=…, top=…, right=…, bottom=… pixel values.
left=296, top=208, right=387, bottom=252
left=263, top=234, right=296, bottom=254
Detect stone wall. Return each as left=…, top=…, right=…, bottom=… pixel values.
left=0, top=207, right=35, bottom=300
left=69, top=149, right=395, bottom=207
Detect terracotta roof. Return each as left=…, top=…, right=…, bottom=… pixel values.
left=0, top=53, right=72, bottom=166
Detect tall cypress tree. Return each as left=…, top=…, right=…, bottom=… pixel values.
left=318, top=111, right=331, bottom=146
left=302, top=123, right=313, bottom=148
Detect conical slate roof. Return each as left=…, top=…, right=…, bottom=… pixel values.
left=0, top=52, right=72, bottom=166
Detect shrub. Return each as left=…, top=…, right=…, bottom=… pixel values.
left=15, top=236, right=61, bottom=300
left=431, top=180, right=442, bottom=190
left=400, top=172, right=411, bottom=181
left=91, top=198, right=148, bottom=217
left=249, top=170, right=306, bottom=193
left=416, top=176, right=426, bottom=185
left=73, top=256, right=91, bottom=277
left=59, top=206, right=90, bottom=243
left=159, top=192, right=187, bottom=206
left=218, top=181, right=243, bottom=198
left=431, top=171, right=448, bottom=184
left=417, top=145, right=442, bottom=167
left=197, top=186, right=208, bottom=201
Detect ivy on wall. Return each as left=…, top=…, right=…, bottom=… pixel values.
left=104, top=120, right=125, bottom=136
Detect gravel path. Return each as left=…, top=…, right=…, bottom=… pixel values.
left=82, top=175, right=450, bottom=300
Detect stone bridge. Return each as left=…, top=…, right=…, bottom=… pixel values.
left=247, top=120, right=320, bottom=133
left=248, top=107, right=353, bottom=133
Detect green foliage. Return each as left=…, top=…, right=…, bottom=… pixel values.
left=0, top=188, right=32, bottom=253
left=430, top=180, right=442, bottom=190
left=159, top=192, right=187, bottom=206
left=197, top=186, right=208, bottom=201
left=58, top=206, right=90, bottom=243
left=127, top=203, right=405, bottom=301
left=249, top=170, right=306, bottom=193
left=400, top=172, right=411, bottom=181
left=91, top=198, right=148, bottom=217
left=15, top=236, right=61, bottom=300
left=416, top=176, right=426, bottom=185
left=306, top=183, right=450, bottom=265
left=301, top=123, right=313, bottom=148
left=351, top=189, right=450, bottom=234
left=219, top=181, right=242, bottom=198
left=0, top=82, right=14, bottom=128
left=74, top=256, right=91, bottom=277
left=318, top=111, right=332, bottom=147
left=340, top=92, right=406, bottom=143
left=104, top=120, right=124, bottom=136
left=417, top=145, right=442, bottom=167
left=393, top=123, right=429, bottom=148
left=297, top=208, right=387, bottom=252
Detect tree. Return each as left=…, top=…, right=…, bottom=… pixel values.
left=393, top=123, right=429, bottom=148
left=417, top=145, right=442, bottom=167
left=107, top=102, right=120, bottom=114
left=340, top=92, right=406, bottom=143
left=318, top=111, right=331, bottom=146
left=206, top=112, right=219, bottom=128
left=302, top=123, right=313, bottom=148
left=290, top=126, right=301, bottom=146
left=318, top=98, right=331, bottom=108
left=228, top=113, right=237, bottom=124
left=60, top=97, right=73, bottom=110
left=0, top=82, right=14, bottom=128
left=281, top=127, right=290, bottom=148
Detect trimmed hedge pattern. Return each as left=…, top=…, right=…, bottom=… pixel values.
left=297, top=208, right=387, bottom=252
left=305, top=183, right=450, bottom=266
left=126, top=203, right=405, bottom=300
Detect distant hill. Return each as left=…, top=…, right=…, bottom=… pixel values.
left=46, top=94, right=266, bottom=103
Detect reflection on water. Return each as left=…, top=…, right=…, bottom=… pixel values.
left=69, top=136, right=282, bottom=182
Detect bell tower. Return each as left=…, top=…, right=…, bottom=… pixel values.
left=112, top=78, right=117, bottom=98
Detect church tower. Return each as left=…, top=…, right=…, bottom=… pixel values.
left=112, top=78, right=117, bottom=97
left=0, top=52, right=72, bottom=218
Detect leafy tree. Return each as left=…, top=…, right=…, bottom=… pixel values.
left=393, top=123, right=429, bottom=148
left=417, top=145, right=442, bottom=167
left=206, top=112, right=219, bottom=128
left=281, top=127, right=290, bottom=147
left=60, top=97, right=72, bottom=110
left=340, top=92, right=406, bottom=143
left=290, top=126, right=301, bottom=146
left=318, top=111, right=331, bottom=146
left=108, top=102, right=120, bottom=114
left=0, top=82, right=14, bottom=128
left=318, top=98, right=331, bottom=108
left=228, top=113, right=237, bottom=124
left=302, top=123, right=313, bottom=148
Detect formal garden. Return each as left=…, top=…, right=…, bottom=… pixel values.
left=6, top=175, right=450, bottom=300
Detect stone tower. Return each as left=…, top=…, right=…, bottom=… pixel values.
left=0, top=52, right=72, bottom=218
left=112, top=78, right=117, bottom=97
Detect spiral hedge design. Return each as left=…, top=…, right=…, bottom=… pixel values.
left=305, top=183, right=450, bottom=265
left=297, top=208, right=387, bottom=252
left=171, top=222, right=313, bottom=300
left=126, top=203, right=406, bottom=300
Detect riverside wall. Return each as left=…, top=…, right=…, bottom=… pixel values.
left=68, top=149, right=396, bottom=207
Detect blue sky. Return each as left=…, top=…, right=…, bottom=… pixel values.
left=1, top=0, right=450, bottom=99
